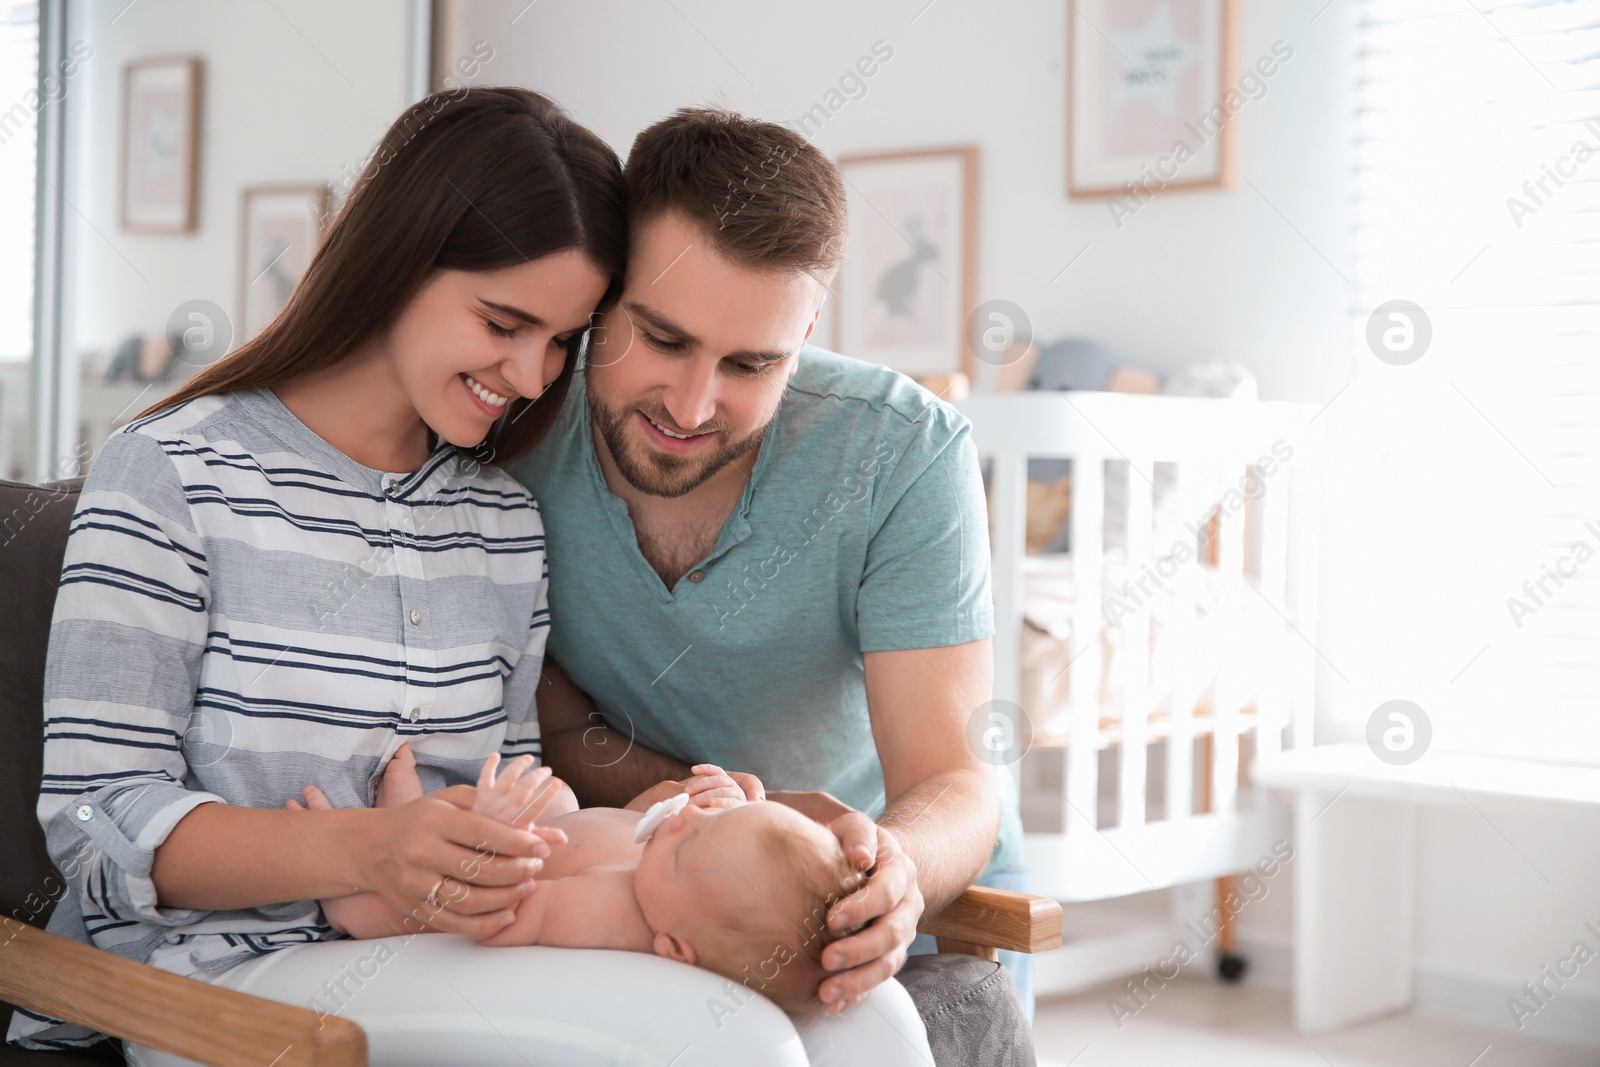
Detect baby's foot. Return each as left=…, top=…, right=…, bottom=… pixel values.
left=376, top=741, right=424, bottom=808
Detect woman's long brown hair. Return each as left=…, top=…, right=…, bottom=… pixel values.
left=139, top=86, right=627, bottom=466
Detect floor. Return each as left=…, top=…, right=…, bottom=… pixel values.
left=1033, top=976, right=1600, bottom=1067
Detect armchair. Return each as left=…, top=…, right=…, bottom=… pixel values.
left=0, top=476, right=1060, bottom=1066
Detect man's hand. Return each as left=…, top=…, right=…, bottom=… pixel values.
left=817, top=814, right=924, bottom=1014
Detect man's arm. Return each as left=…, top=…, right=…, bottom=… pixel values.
left=866, top=637, right=998, bottom=914
left=536, top=655, right=693, bottom=807
left=808, top=639, right=998, bottom=1014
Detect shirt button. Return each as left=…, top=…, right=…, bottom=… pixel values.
left=75, top=804, right=92, bottom=822
left=409, top=610, right=422, bottom=626
left=385, top=479, right=399, bottom=493
left=688, top=570, right=705, bottom=583
left=408, top=707, right=422, bottom=722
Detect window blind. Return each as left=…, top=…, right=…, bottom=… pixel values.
left=0, top=0, right=39, bottom=360
left=1352, top=0, right=1600, bottom=757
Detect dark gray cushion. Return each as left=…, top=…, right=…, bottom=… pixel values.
left=0, top=477, right=83, bottom=932
left=0, top=478, right=129, bottom=1061
left=899, top=954, right=1035, bottom=1067
left=0, top=1042, right=122, bottom=1066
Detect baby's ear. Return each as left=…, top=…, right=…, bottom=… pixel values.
left=652, top=930, right=697, bottom=966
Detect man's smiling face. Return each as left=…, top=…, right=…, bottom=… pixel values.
left=584, top=210, right=829, bottom=499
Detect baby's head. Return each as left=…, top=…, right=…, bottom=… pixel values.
left=634, top=801, right=869, bottom=1015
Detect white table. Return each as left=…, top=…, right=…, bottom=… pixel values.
left=1254, top=744, right=1600, bottom=1032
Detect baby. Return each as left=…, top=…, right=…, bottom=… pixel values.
left=288, top=744, right=868, bottom=1015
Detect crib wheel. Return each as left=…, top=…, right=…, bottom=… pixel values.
left=1217, top=952, right=1248, bottom=982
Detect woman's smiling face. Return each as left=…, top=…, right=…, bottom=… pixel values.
left=384, top=250, right=608, bottom=450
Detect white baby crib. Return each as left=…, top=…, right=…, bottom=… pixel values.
left=955, top=389, right=1323, bottom=993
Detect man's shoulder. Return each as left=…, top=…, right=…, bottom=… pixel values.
left=786, top=346, right=970, bottom=446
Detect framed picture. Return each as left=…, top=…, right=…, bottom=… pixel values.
left=1067, top=0, right=1238, bottom=197
left=238, top=185, right=330, bottom=340
left=121, top=57, right=202, bottom=233
left=834, top=148, right=978, bottom=381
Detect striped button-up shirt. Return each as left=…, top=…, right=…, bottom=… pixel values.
left=9, top=387, right=549, bottom=1051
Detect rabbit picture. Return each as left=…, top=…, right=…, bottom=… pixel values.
left=874, top=215, right=940, bottom=318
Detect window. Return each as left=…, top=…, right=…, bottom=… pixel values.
left=0, top=0, right=38, bottom=481
left=1342, top=0, right=1600, bottom=760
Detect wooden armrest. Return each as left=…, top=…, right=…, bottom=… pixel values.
left=0, top=921, right=366, bottom=1066
left=917, top=885, right=1063, bottom=960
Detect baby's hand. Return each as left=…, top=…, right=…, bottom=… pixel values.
left=680, top=764, right=752, bottom=810
left=624, top=765, right=763, bottom=813
left=472, top=754, right=572, bottom=848
left=285, top=784, right=335, bottom=812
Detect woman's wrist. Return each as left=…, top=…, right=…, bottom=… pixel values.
left=296, top=803, right=385, bottom=895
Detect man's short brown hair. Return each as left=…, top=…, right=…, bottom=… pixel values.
left=625, top=108, right=847, bottom=276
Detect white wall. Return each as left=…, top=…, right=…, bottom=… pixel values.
left=447, top=0, right=1354, bottom=404
left=64, top=0, right=415, bottom=359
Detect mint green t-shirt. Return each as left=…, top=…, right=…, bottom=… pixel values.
left=508, top=346, right=1023, bottom=872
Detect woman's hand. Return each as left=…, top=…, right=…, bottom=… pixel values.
left=348, top=783, right=557, bottom=940
left=817, top=815, right=925, bottom=1014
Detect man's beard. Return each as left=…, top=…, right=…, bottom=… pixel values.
left=590, top=394, right=772, bottom=499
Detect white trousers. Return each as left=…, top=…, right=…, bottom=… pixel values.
left=127, top=934, right=934, bottom=1067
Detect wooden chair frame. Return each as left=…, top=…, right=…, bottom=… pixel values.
left=1, top=888, right=1060, bottom=1065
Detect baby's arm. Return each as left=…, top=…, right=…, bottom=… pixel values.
left=479, top=868, right=653, bottom=952
left=322, top=890, right=441, bottom=938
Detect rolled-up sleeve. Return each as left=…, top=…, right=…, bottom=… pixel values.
left=40, top=429, right=223, bottom=928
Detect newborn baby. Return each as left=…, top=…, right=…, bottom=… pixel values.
left=289, top=745, right=868, bottom=1014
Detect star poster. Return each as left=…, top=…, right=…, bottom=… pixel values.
left=1068, top=0, right=1238, bottom=198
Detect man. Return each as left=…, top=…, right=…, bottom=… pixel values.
left=510, top=109, right=1030, bottom=1027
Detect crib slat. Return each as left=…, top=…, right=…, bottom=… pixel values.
left=990, top=449, right=1028, bottom=709
left=1289, top=453, right=1324, bottom=754
left=1257, top=459, right=1291, bottom=760
left=1165, top=463, right=1205, bottom=822
left=1067, top=455, right=1104, bottom=835
left=1211, top=467, right=1248, bottom=814
left=1118, top=460, right=1153, bottom=829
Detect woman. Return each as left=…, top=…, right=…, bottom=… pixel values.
left=7, top=87, right=931, bottom=1066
